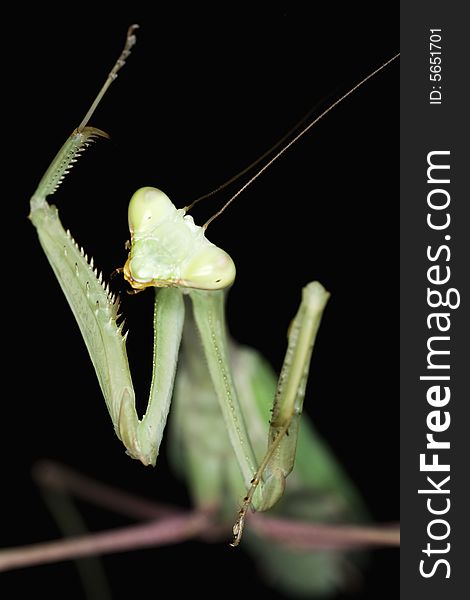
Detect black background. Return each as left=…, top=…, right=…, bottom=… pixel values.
left=4, top=5, right=398, bottom=599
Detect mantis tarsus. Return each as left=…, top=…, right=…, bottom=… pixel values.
left=6, top=16, right=396, bottom=596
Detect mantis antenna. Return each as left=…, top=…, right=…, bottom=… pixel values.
left=183, top=105, right=318, bottom=213
left=201, top=52, right=400, bottom=230
left=77, top=24, right=139, bottom=132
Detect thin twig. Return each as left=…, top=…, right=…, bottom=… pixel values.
left=32, top=460, right=181, bottom=520
left=0, top=511, right=211, bottom=572
left=250, top=514, right=400, bottom=549
left=0, top=461, right=400, bottom=573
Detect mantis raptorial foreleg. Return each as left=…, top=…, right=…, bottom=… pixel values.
left=28, top=26, right=186, bottom=467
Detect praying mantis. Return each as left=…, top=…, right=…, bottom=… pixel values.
left=5, top=12, right=398, bottom=599
left=29, top=13, right=358, bottom=553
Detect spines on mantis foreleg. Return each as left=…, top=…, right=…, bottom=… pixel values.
left=30, top=196, right=185, bottom=466
left=29, top=201, right=132, bottom=426
left=28, top=25, right=159, bottom=463
left=30, top=127, right=109, bottom=213
left=30, top=25, right=139, bottom=211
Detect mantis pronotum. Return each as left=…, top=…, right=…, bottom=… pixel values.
left=5, top=11, right=398, bottom=596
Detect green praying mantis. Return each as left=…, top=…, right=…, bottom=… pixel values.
left=22, top=25, right=399, bottom=597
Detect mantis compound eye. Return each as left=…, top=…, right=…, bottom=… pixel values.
left=128, top=187, right=174, bottom=236
left=182, top=245, right=236, bottom=290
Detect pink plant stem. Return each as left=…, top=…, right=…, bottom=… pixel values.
left=32, top=460, right=181, bottom=520
left=250, top=514, right=400, bottom=549
left=0, top=460, right=399, bottom=573
left=0, top=511, right=211, bottom=572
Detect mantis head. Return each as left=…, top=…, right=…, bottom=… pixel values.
left=123, top=187, right=236, bottom=291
